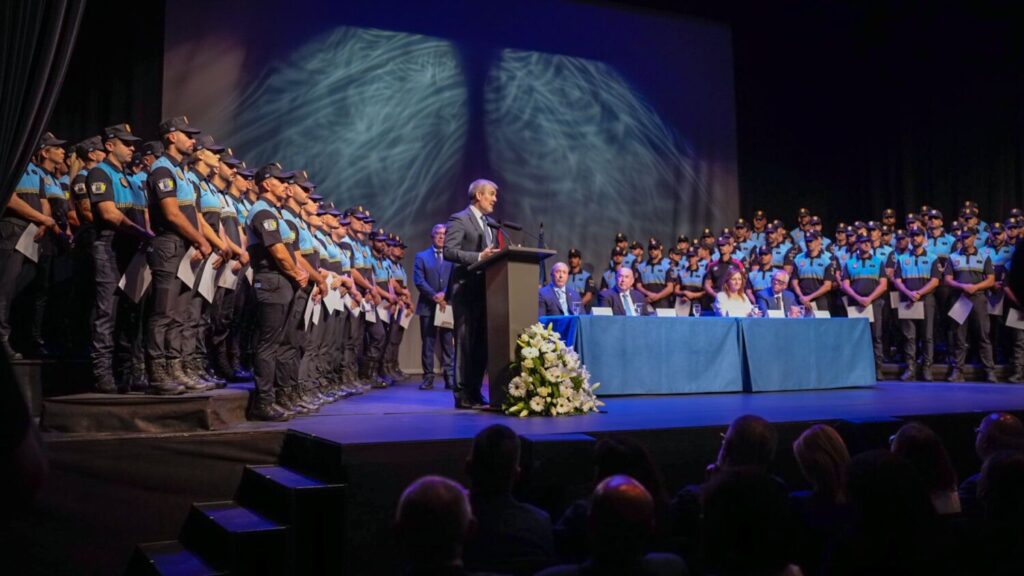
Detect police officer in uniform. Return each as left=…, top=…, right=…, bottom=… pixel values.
left=87, top=124, right=163, bottom=393
left=145, top=117, right=213, bottom=390
left=329, top=209, right=365, bottom=395
left=68, top=136, right=105, bottom=355
left=566, top=248, right=596, bottom=311
left=364, top=227, right=398, bottom=388
left=184, top=134, right=232, bottom=389
left=944, top=227, right=997, bottom=382
left=636, top=238, right=676, bottom=309
left=789, top=230, right=834, bottom=314
left=893, top=228, right=941, bottom=381
left=627, top=241, right=644, bottom=270
left=674, top=248, right=707, bottom=316
left=246, top=164, right=308, bottom=420
left=746, top=246, right=776, bottom=303
left=600, top=246, right=627, bottom=291
left=383, top=234, right=412, bottom=380
left=839, top=235, right=888, bottom=378
left=750, top=210, right=768, bottom=245
left=0, top=133, right=65, bottom=360
left=704, top=235, right=744, bottom=297
left=979, top=222, right=1014, bottom=363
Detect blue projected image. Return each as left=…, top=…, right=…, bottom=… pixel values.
left=485, top=49, right=719, bottom=263
left=164, top=0, right=738, bottom=263
left=221, top=27, right=469, bottom=229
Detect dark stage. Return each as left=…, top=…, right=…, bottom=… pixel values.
left=23, top=378, right=1024, bottom=575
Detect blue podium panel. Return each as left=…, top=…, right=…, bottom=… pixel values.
left=542, top=316, right=745, bottom=395
left=740, top=317, right=877, bottom=392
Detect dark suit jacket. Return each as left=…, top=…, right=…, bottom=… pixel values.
left=755, top=287, right=800, bottom=316
left=443, top=206, right=497, bottom=304
left=597, top=287, right=651, bottom=316
left=413, top=246, right=453, bottom=316
left=539, top=283, right=582, bottom=317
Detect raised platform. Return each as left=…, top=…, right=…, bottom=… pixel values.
left=20, top=375, right=1024, bottom=575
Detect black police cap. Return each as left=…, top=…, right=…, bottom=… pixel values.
left=38, top=131, right=67, bottom=149
left=254, top=163, right=295, bottom=185
left=568, top=248, right=582, bottom=258
left=140, top=141, right=164, bottom=157
left=193, top=133, right=224, bottom=153
left=158, top=116, right=201, bottom=136
left=75, top=136, right=103, bottom=158
left=102, top=123, right=141, bottom=143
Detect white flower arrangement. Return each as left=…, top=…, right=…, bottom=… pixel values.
left=503, top=322, right=603, bottom=417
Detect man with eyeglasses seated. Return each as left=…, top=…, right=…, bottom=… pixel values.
left=755, top=270, right=802, bottom=317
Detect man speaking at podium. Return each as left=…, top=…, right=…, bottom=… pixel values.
left=443, top=179, right=500, bottom=410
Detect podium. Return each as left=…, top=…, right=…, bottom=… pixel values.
left=468, top=246, right=556, bottom=408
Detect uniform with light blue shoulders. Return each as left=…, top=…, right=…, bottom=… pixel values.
left=945, top=228, right=996, bottom=381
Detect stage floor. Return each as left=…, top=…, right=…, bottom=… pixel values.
left=259, top=379, right=1024, bottom=445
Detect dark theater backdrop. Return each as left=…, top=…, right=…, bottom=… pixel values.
left=159, top=0, right=739, bottom=264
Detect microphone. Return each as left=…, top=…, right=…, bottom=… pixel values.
left=487, top=218, right=540, bottom=246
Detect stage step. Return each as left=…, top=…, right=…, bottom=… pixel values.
left=39, top=386, right=252, bottom=433
left=278, top=430, right=347, bottom=483
left=127, top=541, right=227, bottom=576
left=180, top=501, right=288, bottom=575
left=237, top=465, right=347, bottom=574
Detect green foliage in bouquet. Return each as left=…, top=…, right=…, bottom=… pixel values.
left=503, top=323, right=603, bottom=417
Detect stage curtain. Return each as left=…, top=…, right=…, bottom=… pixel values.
left=0, top=0, right=86, bottom=215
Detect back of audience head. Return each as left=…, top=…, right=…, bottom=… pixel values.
left=588, top=474, right=654, bottom=564
left=717, top=414, right=778, bottom=472
left=975, top=412, right=1024, bottom=462
left=395, top=475, right=474, bottom=567
left=979, top=450, right=1024, bottom=526
left=846, top=449, right=934, bottom=532
left=593, top=435, right=667, bottom=504
left=793, top=423, right=850, bottom=503
left=467, top=424, right=520, bottom=494
left=890, top=421, right=958, bottom=495
left=702, top=468, right=795, bottom=576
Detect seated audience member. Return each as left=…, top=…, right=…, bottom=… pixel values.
left=671, top=415, right=780, bottom=570
left=597, top=267, right=651, bottom=316
left=822, top=450, right=952, bottom=576
left=555, top=436, right=671, bottom=561
left=462, top=425, right=554, bottom=574
left=713, top=268, right=758, bottom=317
left=890, top=422, right=961, bottom=515
left=970, top=450, right=1024, bottom=575
left=789, top=424, right=852, bottom=576
left=959, top=412, right=1024, bottom=516
left=539, top=262, right=582, bottom=317
left=755, top=270, right=802, bottom=317
left=702, top=468, right=802, bottom=576
left=539, top=475, right=687, bottom=576
left=395, top=475, right=481, bottom=576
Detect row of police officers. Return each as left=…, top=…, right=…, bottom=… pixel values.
left=560, top=204, right=1021, bottom=383
left=1, top=119, right=414, bottom=421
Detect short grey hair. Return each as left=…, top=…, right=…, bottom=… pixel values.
left=431, top=223, right=446, bottom=236
left=772, top=269, right=790, bottom=284
left=551, top=261, right=568, bottom=275
left=468, top=179, right=497, bottom=200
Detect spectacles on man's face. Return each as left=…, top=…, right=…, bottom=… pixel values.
left=772, top=278, right=787, bottom=285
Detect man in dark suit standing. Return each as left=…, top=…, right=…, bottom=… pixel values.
left=539, top=262, right=582, bottom=316
left=755, top=270, right=802, bottom=317
left=443, top=179, right=501, bottom=409
left=414, top=224, right=455, bottom=391
left=597, top=267, right=652, bottom=316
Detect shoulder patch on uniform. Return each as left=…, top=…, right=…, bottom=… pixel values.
left=73, top=183, right=86, bottom=195
left=44, top=177, right=54, bottom=187
left=262, top=218, right=278, bottom=232
left=200, top=181, right=209, bottom=191
left=157, top=178, right=175, bottom=192
left=91, top=182, right=107, bottom=194
left=175, top=169, right=185, bottom=180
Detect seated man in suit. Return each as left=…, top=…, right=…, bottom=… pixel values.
left=755, top=270, right=803, bottom=317
left=539, top=262, right=582, bottom=317
left=597, top=267, right=651, bottom=316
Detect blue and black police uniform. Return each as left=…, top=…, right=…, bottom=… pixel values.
left=843, top=248, right=888, bottom=371
left=894, top=242, right=942, bottom=376
left=945, top=234, right=996, bottom=379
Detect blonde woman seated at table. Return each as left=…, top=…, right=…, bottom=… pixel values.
left=713, top=268, right=761, bottom=317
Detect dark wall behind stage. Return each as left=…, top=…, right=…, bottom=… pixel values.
left=160, top=0, right=739, bottom=264
left=48, top=1, right=1024, bottom=258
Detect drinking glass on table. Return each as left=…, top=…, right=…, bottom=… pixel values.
left=633, top=303, right=644, bottom=316
left=692, top=302, right=702, bottom=317
left=797, top=305, right=806, bottom=318
left=571, top=302, right=581, bottom=315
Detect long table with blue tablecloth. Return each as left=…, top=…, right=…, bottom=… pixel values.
left=539, top=316, right=876, bottom=395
